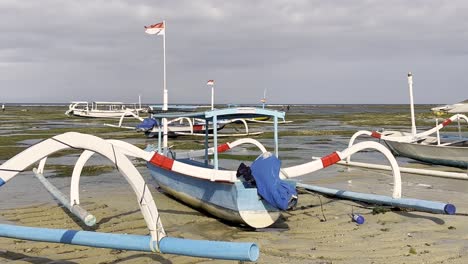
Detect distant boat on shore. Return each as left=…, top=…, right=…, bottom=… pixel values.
left=65, top=101, right=146, bottom=118
left=431, top=99, right=468, bottom=114
left=348, top=73, right=468, bottom=170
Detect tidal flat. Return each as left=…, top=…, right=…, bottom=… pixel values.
left=0, top=104, right=467, bottom=263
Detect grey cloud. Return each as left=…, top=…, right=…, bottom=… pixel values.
left=1, top=0, right=467, bottom=104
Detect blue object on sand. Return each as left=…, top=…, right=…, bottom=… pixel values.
left=352, top=214, right=365, bottom=225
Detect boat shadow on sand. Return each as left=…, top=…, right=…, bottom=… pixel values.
left=395, top=211, right=446, bottom=225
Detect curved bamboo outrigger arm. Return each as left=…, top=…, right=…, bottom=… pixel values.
left=68, top=139, right=154, bottom=205
left=150, top=137, right=402, bottom=198
left=119, top=110, right=144, bottom=126
left=346, top=130, right=373, bottom=163
left=280, top=141, right=402, bottom=198
left=355, top=114, right=468, bottom=145
left=414, top=114, right=468, bottom=141
left=229, top=119, right=249, bottom=135
left=0, top=132, right=165, bottom=251
left=176, top=138, right=267, bottom=159
left=170, top=117, right=194, bottom=133
left=104, top=110, right=145, bottom=129
left=346, top=113, right=468, bottom=163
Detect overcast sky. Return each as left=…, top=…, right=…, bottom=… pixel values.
left=1, top=0, right=467, bottom=104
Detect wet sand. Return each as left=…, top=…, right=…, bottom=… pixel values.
left=1, top=167, right=468, bottom=264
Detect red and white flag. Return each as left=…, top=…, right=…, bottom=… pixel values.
left=144, top=22, right=165, bottom=35
left=207, top=80, right=215, bottom=85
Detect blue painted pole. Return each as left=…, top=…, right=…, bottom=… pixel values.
left=157, top=119, right=162, bottom=153
left=274, top=115, right=278, bottom=157
left=0, top=224, right=152, bottom=252
left=213, top=114, right=218, bottom=170
left=297, top=183, right=456, bottom=215
left=0, top=224, right=259, bottom=261
left=159, top=237, right=259, bottom=261
left=204, top=118, right=209, bottom=166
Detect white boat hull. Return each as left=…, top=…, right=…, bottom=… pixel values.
left=148, top=161, right=281, bottom=228
left=71, top=109, right=139, bottom=118
left=384, top=140, right=468, bottom=169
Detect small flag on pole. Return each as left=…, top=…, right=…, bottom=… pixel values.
left=207, top=80, right=215, bottom=86
left=144, top=22, right=165, bottom=35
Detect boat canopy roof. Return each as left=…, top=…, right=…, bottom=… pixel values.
left=93, top=101, right=125, bottom=104
left=150, top=104, right=198, bottom=109
left=150, top=107, right=285, bottom=121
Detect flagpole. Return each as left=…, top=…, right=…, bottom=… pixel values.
left=162, top=20, right=168, bottom=151
left=407, top=72, right=417, bottom=138
left=211, top=85, right=214, bottom=110
left=163, top=20, right=167, bottom=111
left=138, top=94, right=141, bottom=109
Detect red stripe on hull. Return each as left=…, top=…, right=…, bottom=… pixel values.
left=150, top=153, right=174, bottom=170
left=442, top=119, right=452, bottom=127
left=321, top=152, right=341, bottom=168
left=371, top=131, right=381, bottom=139
left=217, top=143, right=231, bottom=153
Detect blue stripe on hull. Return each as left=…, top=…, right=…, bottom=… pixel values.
left=147, top=162, right=279, bottom=225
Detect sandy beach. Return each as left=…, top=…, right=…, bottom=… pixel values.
left=1, top=167, right=467, bottom=264
left=1, top=105, right=467, bottom=263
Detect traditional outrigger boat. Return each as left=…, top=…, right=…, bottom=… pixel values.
left=136, top=116, right=236, bottom=138
left=140, top=106, right=456, bottom=228
left=66, top=101, right=146, bottom=118
left=346, top=73, right=468, bottom=171
left=431, top=99, right=468, bottom=115
left=106, top=107, right=268, bottom=137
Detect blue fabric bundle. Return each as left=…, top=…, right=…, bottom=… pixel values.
left=250, top=152, right=297, bottom=210
left=136, top=118, right=158, bottom=131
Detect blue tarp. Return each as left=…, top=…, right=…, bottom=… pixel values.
left=250, top=153, right=297, bottom=210
left=136, top=118, right=158, bottom=131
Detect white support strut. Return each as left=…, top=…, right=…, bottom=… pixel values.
left=0, top=132, right=165, bottom=251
